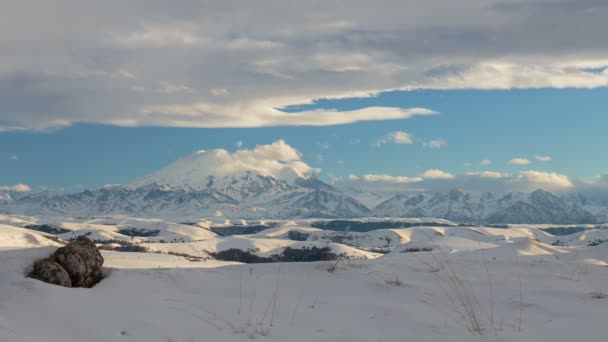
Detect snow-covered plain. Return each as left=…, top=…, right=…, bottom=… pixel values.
left=1, top=215, right=607, bottom=342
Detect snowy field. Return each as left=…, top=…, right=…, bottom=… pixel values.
left=1, top=215, right=607, bottom=342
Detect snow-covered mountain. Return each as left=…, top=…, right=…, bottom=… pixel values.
left=0, top=192, right=12, bottom=202
left=132, top=147, right=312, bottom=200
left=565, top=192, right=608, bottom=223
left=485, top=190, right=596, bottom=224
left=2, top=185, right=603, bottom=223
left=374, top=189, right=597, bottom=224
left=2, top=173, right=371, bottom=220
left=0, top=190, right=29, bottom=202
left=1, top=147, right=606, bottom=223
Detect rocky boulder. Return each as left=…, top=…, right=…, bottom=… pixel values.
left=29, top=236, right=104, bottom=288
left=30, top=258, right=72, bottom=287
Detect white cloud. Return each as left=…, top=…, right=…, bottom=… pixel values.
left=210, top=88, right=229, bottom=96
left=509, top=158, right=531, bottom=165
left=235, top=140, right=244, bottom=149
left=414, top=62, right=608, bottom=90
left=572, top=174, right=608, bottom=202
left=535, top=155, right=553, bottom=162
left=509, top=171, right=574, bottom=192
left=375, top=131, right=414, bottom=146
left=318, top=142, right=330, bottom=150
left=344, top=170, right=575, bottom=194
left=117, top=69, right=136, bottom=79
left=9, top=155, right=18, bottom=161
left=136, top=106, right=436, bottom=129
left=1, top=1, right=608, bottom=132
left=480, top=159, right=492, bottom=166
left=346, top=173, right=423, bottom=192
left=0, top=184, right=31, bottom=192
left=117, top=25, right=203, bottom=47
left=350, top=174, right=423, bottom=184
left=421, top=169, right=455, bottom=179
left=466, top=171, right=510, bottom=179
left=423, top=139, right=446, bottom=149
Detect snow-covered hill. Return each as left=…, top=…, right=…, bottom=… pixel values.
left=2, top=214, right=608, bottom=341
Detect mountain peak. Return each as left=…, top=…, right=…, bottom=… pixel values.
left=132, top=145, right=316, bottom=190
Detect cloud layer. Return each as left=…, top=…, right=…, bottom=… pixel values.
left=0, top=184, right=31, bottom=192
left=344, top=170, right=577, bottom=194
left=2, top=0, right=608, bottom=131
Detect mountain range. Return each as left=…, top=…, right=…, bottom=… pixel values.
left=2, top=179, right=606, bottom=224
left=1, top=149, right=606, bottom=224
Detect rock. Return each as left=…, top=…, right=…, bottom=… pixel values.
left=28, top=236, right=104, bottom=288
left=30, top=258, right=72, bottom=287
left=53, top=236, right=104, bottom=287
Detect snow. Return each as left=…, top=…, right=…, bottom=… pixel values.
left=3, top=216, right=218, bottom=244
left=1, top=215, right=608, bottom=341
left=5, top=178, right=608, bottom=224
left=102, top=251, right=238, bottom=269
left=143, top=236, right=380, bottom=260
left=0, top=224, right=61, bottom=250
left=132, top=141, right=315, bottom=190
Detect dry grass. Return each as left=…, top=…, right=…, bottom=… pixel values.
left=416, top=233, right=525, bottom=336
left=385, top=276, right=404, bottom=287
left=425, top=254, right=486, bottom=335
left=326, top=259, right=341, bottom=273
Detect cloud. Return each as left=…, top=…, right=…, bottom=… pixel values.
left=9, top=155, right=18, bottom=160
left=509, top=158, right=531, bottom=165
left=2, top=1, right=607, bottom=132
left=535, top=155, right=553, bottom=162
left=0, top=184, right=31, bottom=192
left=572, top=174, right=608, bottom=202
left=349, top=174, right=423, bottom=184
left=346, top=174, right=423, bottom=192
left=116, top=24, right=203, bottom=47
left=134, top=140, right=319, bottom=187
left=135, top=106, right=436, bottom=129
left=414, top=62, right=608, bottom=90
left=466, top=171, right=510, bottom=179
left=375, top=131, right=414, bottom=146
left=343, top=170, right=575, bottom=194
left=421, top=169, right=455, bottom=179
left=480, top=159, right=492, bottom=166
left=423, top=139, right=446, bottom=149
left=510, top=171, right=573, bottom=191
left=210, top=88, right=229, bottom=96
left=235, top=140, right=244, bottom=149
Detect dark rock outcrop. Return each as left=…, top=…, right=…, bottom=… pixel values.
left=29, top=236, right=104, bottom=288
left=30, top=258, right=72, bottom=287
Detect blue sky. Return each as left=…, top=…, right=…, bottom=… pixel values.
left=2, top=1, right=608, bottom=193
left=2, top=88, right=607, bottom=191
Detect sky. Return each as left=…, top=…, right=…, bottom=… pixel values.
left=1, top=0, right=608, bottom=194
